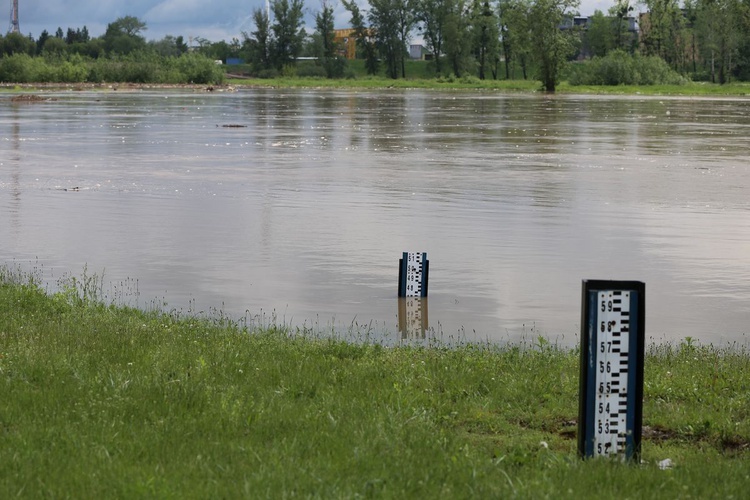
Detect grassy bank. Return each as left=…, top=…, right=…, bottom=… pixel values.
left=4, top=74, right=750, bottom=97
left=225, top=76, right=750, bottom=96
left=1, top=270, right=748, bottom=498
left=225, top=59, right=750, bottom=96
left=221, top=59, right=750, bottom=96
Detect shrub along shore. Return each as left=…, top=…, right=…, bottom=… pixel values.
left=0, top=269, right=748, bottom=498
left=3, top=74, right=750, bottom=96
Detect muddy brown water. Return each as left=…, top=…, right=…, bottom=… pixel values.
left=2, top=88, right=749, bottom=346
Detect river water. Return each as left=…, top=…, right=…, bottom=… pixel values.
left=1, top=88, right=749, bottom=346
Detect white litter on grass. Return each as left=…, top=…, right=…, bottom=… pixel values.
left=658, top=458, right=674, bottom=470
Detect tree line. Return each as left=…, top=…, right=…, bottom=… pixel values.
left=240, top=0, right=750, bottom=89
left=238, top=0, right=583, bottom=89
left=0, top=16, right=224, bottom=84
left=2, top=0, right=750, bottom=90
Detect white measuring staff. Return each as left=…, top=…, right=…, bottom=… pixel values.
left=593, top=290, right=630, bottom=457
left=403, top=252, right=424, bottom=297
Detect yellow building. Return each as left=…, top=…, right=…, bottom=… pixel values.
left=333, top=29, right=358, bottom=60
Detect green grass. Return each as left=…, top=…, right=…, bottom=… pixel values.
left=1, top=268, right=748, bottom=498
left=229, top=75, right=750, bottom=96
left=227, top=75, right=542, bottom=92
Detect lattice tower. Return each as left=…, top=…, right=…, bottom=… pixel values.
left=9, top=0, right=20, bottom=34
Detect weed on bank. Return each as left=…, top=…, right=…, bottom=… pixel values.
left=0, top=268, right=748, bottom=498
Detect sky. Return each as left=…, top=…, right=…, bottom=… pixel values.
left=13, top=0, right=637, bottom=44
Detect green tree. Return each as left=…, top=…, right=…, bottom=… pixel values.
left=42, top=36, right=67, bottom=56
left=735, top=1, right=750, bottom=80
left=368, top=0, right=416, bottom=78
left=150, top=35, right=189, bottom=57
left=36, top=30, right=51, bottom=55
left=175, top=36, right=189, bottom=55
left=395, top=0, right=418, bottom=77
left=498, top=0, right=531, bottom=79
left=71, top=38, right=105, bottom=59
left=1, top=32, right=36, bottom=56
left=640, top=0, right=688, bottom=70
left=342, top=0, right=380, bottom=75
left=229, top=38, right=242, bottom=58
left=65, top=28, right=78, bottom=45
left=369, top=0, right=404, bottom=78
left=609, top=0, right=634, bottom=52
left=585, top=10, right=615, bottom=58
left=682, top=0, right=700, bottom=74
left=443, top=0, right=473, bottom=77
left=416, top=0, right=453, bottom=75
left=243, top=7, right=274, bottom=73
left=176, top=52, right=225, bottom=84
left=566, top=49, right=686, bottom=85
left=470, top=0, right=499, bottom=79
left=205, top=40, right=232, bottom=61
left=103, top=16, right=148, bottom=55
left=694, top=0, right=746, bottom=83
left=314, top=1, right=347, bottom=78
left=271, top=0, right=306, bottom=70
left=63, top=27, right=90, bottom=44
left=192, top=37, right=211, bottom=50
left=0, top=53, right=36, bottom=82
left=529, top=0, right=579, bottom=91
left=114, top=16, right=147, bottom=37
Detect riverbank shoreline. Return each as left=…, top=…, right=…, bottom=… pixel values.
left=0, top=81, right=235, bottom=92
left=3, top=78, right=750, bottom=97
left=1, top=271, right=748, bottom=497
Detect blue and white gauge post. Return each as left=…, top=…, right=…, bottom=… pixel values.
left=578, top=280, right=645, bottom=461
left=398, top=252, right=429, bottom=298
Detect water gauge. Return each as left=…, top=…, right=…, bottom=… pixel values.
left=578, top=280, right=645, bottom=461
left=398, top=252, right=429, bottom=298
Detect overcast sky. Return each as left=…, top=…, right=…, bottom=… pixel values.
left=15, top=0, right=638, bottom=44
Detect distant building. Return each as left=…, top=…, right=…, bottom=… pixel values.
left=562, top=15, right=639, bottom=33
left=333, top=29, right=358, bottom=60
left=409, top=44, right=432, bottom=60
left=562, top=15, right=640, bottom=59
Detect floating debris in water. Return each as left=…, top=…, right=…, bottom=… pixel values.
left=10, top=94, right=56, bottom=103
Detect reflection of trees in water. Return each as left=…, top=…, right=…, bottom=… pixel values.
left=567, top=98, right=750, bottom=157
left=410, top=95, right=575, bottom=155
left=259, top=189, right=274, bottom=259
left=420, top=95, right=574, bottom=210
left=223, top=91, right=750, bottom=228
left=573, top=98, right=656, bottom=153
left=369, top=93, right=412, bottom=152
left=271, top=91, right=418, bottom=153
left=633, top=99, right=750, bottom=157
left=8, top=109, right=21, bottom=232
left=340, top=93, right=367, bottom=151
left=242, top=89, right=273, bottom=154
left=240, top=89, right=272, bottom=130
